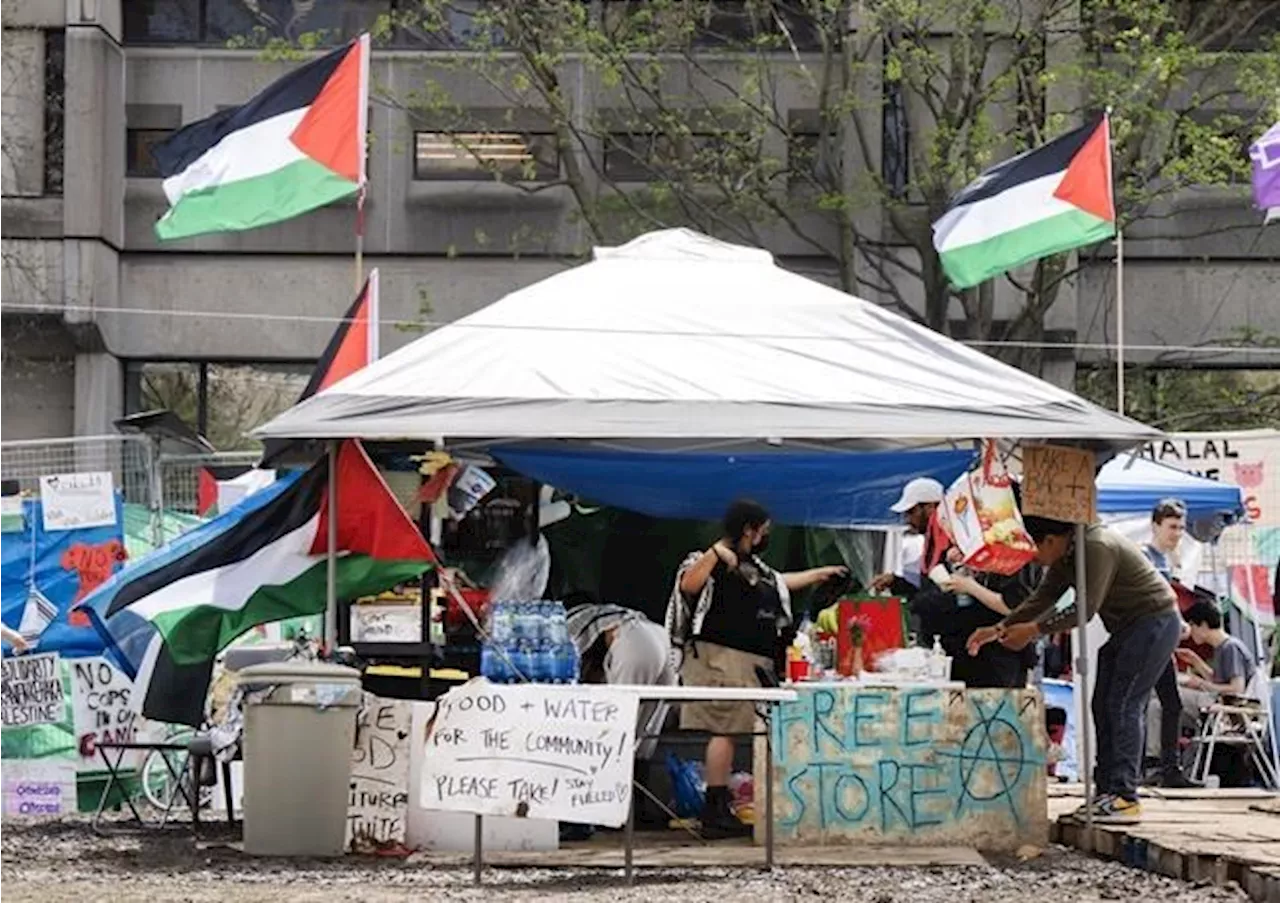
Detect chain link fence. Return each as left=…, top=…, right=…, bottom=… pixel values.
left=0, top=434, right=155, bottom=507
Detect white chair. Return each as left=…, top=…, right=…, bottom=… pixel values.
left=1190, top=669, right=1280, bottom=790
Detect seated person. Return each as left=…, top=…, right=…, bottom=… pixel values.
left=1178, top=601, right=1256, bottom=697
left=1179, top=600, right=1261, bottom=787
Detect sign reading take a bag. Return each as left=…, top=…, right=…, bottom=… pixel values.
left=1021, top=444, right=1097, bottom=524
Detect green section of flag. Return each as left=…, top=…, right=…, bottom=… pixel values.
left=939, top=208, right=1115, bottom=289
left=155, top=157, right=357, bottom=241
left=151, top=555, right=431, bottom=665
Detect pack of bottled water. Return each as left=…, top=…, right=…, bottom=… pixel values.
left=480, top=600, right=580, bottom=684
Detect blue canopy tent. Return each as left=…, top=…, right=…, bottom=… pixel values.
left=1096, top=453, right=1246, bottom=523
left=494, top=446, right=976, bottom=528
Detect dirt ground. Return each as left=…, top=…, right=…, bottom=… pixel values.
left=0, top=816, right=1253, bottom=903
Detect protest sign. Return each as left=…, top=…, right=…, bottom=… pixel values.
left=71, top=657, right=142, bottom=768
left=2, top=760, right=76, bottom=818
left=419, top=681, right=638, bottom=827
left=1, top=653, right=63, bottom=727
left=1021, top=445, right=1097, bottom=524
left=351, top=605, right=422, bottom=644
left=346, top=695, right=412, bottom=850
left=39, top=472, right=116, bottom=532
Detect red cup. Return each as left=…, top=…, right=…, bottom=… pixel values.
left=787, top=659, right=810, bottom=682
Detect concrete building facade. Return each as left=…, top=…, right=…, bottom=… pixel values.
left=2, top=1, right=1277, bottom=443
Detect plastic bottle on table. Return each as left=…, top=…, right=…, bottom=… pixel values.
left=490, top=601, right=513, bottom=645
left=553, top=641, right=580, bottom=684
left=511, top=640, right=535, bottom=684
left=546, top=602, right=569, bottom=645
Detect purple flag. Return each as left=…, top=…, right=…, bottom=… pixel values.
left=1250, top=120, right=1280, bottom=220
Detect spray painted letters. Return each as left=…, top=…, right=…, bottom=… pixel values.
left=71, top=657, right=140, bottom=767
left=346, top=696, right=412, bottom=850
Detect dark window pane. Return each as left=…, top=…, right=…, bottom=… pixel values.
left=126, top=129, right=172, bottom=178
left=603, top=130, right=740, bottom=182
left=124, top=0, right=202, bottom=44
left=387, top=0, right=506, bottom=49
left=207, top=0, right=390, bottom=46
left=881, top=38, right=909, bottom=199
left=414, top=131, right=559, bottom=181
left=43, top=30, right=64, bottom=195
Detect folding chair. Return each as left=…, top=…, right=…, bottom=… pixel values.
left=1190, top=670, right=1280, bottom=790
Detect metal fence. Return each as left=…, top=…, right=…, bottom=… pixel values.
left=0, top=434, right=155, bottom=508
left=158, top=451, right=263, bottom=516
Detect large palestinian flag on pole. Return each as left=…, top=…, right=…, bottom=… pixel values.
left=151, top=34, right=370, bottom=241
left=86, top=440, right=434, bottom=726
left=259, top=269, right=379, bottom=467
left=933, top=113, right=1116, bottom=289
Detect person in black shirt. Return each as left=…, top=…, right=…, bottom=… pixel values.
left=671, top=500, right=845, bottom=838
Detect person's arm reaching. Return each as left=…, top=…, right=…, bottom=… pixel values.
left=948, top=573, right=1011, bottom=616
left=999, top=563, right=1072, bottom=628
left=1, top=623, right=29, bottom=653
left=1036, top=539, right=1119, bottom=636
left=783, top=566, right=848, bottom=593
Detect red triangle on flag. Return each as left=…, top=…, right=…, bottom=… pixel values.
left=1053, top=117, right=1115, bottom=222
left=197, top=468, right=218, bottom=517
left=310, top=440, right=437, bottom=564
left=290, top=39, right=365, bottom=182
left=317, top=287, right=370, bottom=392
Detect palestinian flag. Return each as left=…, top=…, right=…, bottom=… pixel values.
left=86, top=440, right=434, bottom=726
left=259, top=269, right=378, bottom=467
left=933, top=113, right=1115, bottom=289
left=152, top=34, right=370, bottom=241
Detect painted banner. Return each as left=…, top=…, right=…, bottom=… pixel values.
left=1, top=653, right=63, bottom=727
left=769, top=685, right=1048, bottom=851
left=2, top=759, right=76, bottom=818
left=346, top=695, right=412, bottom=851
left=419, top=682, right=637, bottom=827
left=39, top=472, right=117, bottom=532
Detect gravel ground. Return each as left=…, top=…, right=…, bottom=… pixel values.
left=0, top=816, right=1251, bottom=903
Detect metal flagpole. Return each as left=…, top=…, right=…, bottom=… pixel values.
left=1074, top=524, right=1094, bottom=837
left=1115, top=227, right=1125, bottom=415
left=325, top=440, right=339, bottom=648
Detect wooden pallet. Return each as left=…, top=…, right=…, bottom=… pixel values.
left=1051, top=791, right=1280, bottom=903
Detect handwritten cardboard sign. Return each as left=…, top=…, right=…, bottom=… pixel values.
left=71, top=657, right=142, bottom=769
left=1, top=653, right=63, bottom=727
left=39, top=471, right=116, bottom=532
left=2, top=759, right=76, bottom=818
left=351, top=605, right=422, bottom=644
left=346, top=695, right=412, bottom=851
left=1021, top=445, right=1097, bottom=524
left=419, top=682, right=638, bottom=827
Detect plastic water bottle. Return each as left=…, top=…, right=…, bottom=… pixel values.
left=553, top=641, right=580, bottom=684
left=546, top=603, right=569, bottom=645
left=533, top=640, right=556, bottom=683
left=496, top=601, right=518, bottom=645
left=480, top=643, right=497, bottom=682
left=515, top=602, right=538, bottom=644
left=512, top=640, right=535, bottom=683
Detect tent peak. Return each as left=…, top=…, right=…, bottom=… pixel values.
left=594, top=228, right=774, bottom=266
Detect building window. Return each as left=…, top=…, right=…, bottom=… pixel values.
left=124, top=361, right=312, bottom=451
left=126, top=129, right=172, bottom=178
left=124, top=0, right=391, bottom=47
left=390, top=0, right=507, bottom=49
left=881, top=37, right=909, bottom=199
left=43, top=30, right=65, bottom=196
left=603, top=131, right=736, bottom=182
left=413, top=131, right=559, bottom=182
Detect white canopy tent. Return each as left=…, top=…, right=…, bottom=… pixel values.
left=257, top=229, right=1164, bottom=828
left=255, top=229, right=1156, bottom=450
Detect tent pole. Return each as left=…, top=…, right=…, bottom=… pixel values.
left=325, top=440, right=339, bottom=648
left=1074, top=523, right=1094, bottom=835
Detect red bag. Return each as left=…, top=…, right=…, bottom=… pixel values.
left=940, top=441, right=1036, bottom=575
left=836, top=597, right=906, bottom=674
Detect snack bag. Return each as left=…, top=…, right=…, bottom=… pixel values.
left=941, top=442, right=1035, bottom=575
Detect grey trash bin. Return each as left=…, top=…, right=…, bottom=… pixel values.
left=239, top=661, right=362, bottom=857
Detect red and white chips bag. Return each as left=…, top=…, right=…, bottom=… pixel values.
left=940, top=442, right=1036, bottom=575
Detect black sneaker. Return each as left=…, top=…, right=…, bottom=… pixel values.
left=1160, top=767, right=1196, bottom=789
left=698, top=810, right=752, bottom=840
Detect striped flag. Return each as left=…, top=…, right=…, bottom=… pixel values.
left=933, top=113, right=1116, bottom=288
left=152, top=35, right=370, bottom=241
left=259, top=269, right=378, bottom=468
left=86, top=441, right=434, bottom=726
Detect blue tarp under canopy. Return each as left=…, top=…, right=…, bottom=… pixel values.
left=494, top=446, right=976, bottom=528
left=1096, top=454, right=1246, bottom=521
